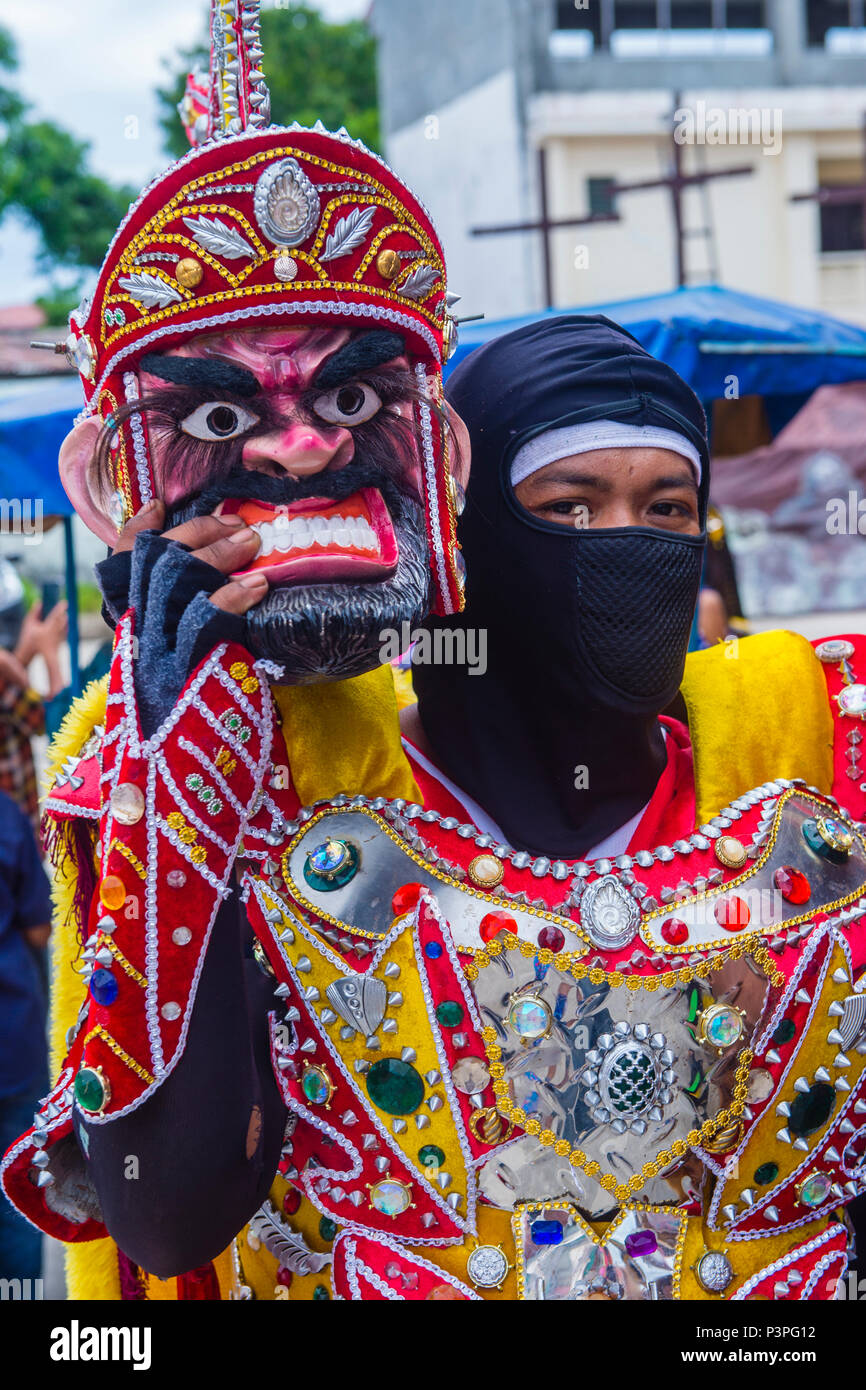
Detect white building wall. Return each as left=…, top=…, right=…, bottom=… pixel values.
left=385, top=68, right=539, bottom=322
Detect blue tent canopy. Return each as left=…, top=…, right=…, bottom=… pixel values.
left=0, top=377, right=84, bottom=515
left=447, top=285, right=866, bottom=415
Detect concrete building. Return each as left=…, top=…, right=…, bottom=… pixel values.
left=370, top=1, right=866, bottom=323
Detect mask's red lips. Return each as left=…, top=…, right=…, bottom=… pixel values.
left=220, top=488, right=399, bottom=585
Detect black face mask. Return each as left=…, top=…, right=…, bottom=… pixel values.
left=413, top=315, right=710, bottom=859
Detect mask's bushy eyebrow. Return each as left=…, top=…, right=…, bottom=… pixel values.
left=313, top=331, right=406, bottom=390
left=139, top=353, right=260, bottom=397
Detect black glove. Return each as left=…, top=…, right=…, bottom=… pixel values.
left=95, top=532, right=248, bottom=738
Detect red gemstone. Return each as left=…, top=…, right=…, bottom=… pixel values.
left=276, top=1266, right=293, bottom=1289
left=714, top=896, right=751, bottom=931
left=661, top=917, right=689, bottom=946
left=392, top=882, right=426, bottom=918
left=282, top=1187, right=301, bottom=1216
left=480, top=910, right=518, bottom=943
left=773, top=865, right=811, bottom=906
left=537, top=925, right=566, bottom=953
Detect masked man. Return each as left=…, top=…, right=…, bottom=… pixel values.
left=5, top=13, right=866, bottom=1305
left=0, top=0, right=466, bottom=1300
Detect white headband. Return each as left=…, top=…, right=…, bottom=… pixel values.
left=510, top=421, right=702, bottom=487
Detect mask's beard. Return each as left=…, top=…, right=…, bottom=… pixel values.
left=165, top=460, right=431, bottom=682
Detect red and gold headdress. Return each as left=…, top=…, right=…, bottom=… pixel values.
left=65, top=0, right=462, bottom=614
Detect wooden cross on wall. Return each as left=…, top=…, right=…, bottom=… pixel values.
left=790, top=113, right=866, bottom=251
left=470, top=94, right=756, bottom=308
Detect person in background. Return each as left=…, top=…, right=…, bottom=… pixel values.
left=0, top=787, right=53, bottom=1281
left=0, top=597, right=68, bottom=834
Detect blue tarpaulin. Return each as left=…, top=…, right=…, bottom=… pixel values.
left=447, top=285, right=866, bottom=414
left=0, top=377, right=83, bottom=515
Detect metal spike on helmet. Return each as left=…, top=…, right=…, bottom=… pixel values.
left=179, top=0, right=271, bottom=146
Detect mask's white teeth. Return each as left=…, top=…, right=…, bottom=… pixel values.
left=252, top=511, right=382, bottom=560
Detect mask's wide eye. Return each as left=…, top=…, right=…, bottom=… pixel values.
left=313, top=382, right=382, bottom=427
left=180, top=401, right=260, bottom=441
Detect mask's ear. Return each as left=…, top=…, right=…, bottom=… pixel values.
left=59, top=418, right=121, bottom=546
left=445, top=403, right=471, bottom=491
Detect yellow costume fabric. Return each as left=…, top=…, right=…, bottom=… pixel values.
left=43, top=631, right=833, bottom=1298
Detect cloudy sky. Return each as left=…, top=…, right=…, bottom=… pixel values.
left=0, top=0, right=369, bottom=306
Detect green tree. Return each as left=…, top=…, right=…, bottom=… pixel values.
left=158, top=3, right=380, bottom=159
left=0, top=25, right=134, bottom=319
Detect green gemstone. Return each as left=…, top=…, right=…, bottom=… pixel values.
left=436, top=1000, right=464, bottom=1028
left=318, top=1217, right=338, bottom=1242
left=74, top=1066, right=106, bottom=1114
left=418, top=1144, right=446, bottom=1169
left=789, top=1082, right=835, bottom=1138
left=312, top=1285, right=330, bottom=1301
left=771, top=1017, right=796, bottom=1047
left=366, top=1057, right=425, bottom=1116
left=754, top=1161, right=779, bottom=1185
left=301, top=1067, right=331, bottom=1106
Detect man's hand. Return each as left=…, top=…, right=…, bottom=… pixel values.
left=97, top=499, right=269, bottom=737
left=16, top=600, right=69, bottom=668
left=114, top=499, right=268, bottom=615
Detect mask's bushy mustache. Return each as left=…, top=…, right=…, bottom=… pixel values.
left=169, top=458, right=412, bottom=526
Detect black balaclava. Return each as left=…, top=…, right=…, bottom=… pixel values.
left=413, top=315, right=710, bottom=858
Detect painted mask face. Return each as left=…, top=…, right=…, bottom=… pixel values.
left=139, top=323, right=434, bottom=679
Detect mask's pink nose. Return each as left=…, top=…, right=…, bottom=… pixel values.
left=241, top=421, right=354, bottom=477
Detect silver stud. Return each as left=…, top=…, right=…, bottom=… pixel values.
left=835, top=1077, right=851, bottom=1092
left=776, top=1127, right=792, bottom=1144
left=794, top=989, right=811, bottom=1005
left=384, top=963, right=400, bottom=980
left=827, top=1029, right=844, bottom=1046
left=400, top=1047, right=417, bottom=1063
left=374, top=1156, right=390, bottom=1173
left=341, top=1110, right=358, bottom=1126
left=451, top=1032, right=467, bottom=1048
left=764, top=1205, right=780, bottom=1223
left=775, top=1102, right=791, bottom=1117
left=354, top=1059, right=370, bottom=1074
left=415, top=1114, right=431, bottom=1129
left=392, top=1119, right=407, bottom=1134
left=300, top=1037, right=316, bottom=1054
left=793, top=1077, right=810, bottom=1094
left=303, top=986, right=320, bottom=1003
left=815, top=1066, right=831, bottom=1083
left=362, top=1134, right=377, bottom=1151
left=825, top=1146, right=841, bottom=1162
left=740, top=1188, right=755, bottom=1206
left=382, top=1019, right=398, bottom=1034
left=722, top=1204, right=737, bottom=1222
left=339, top=1025, right=355, bottom=1041
left=428, top=1094, right=444, bottom=1112
left=320, top=1009, right=338, bottom=1025
left=365, top=1035, right=381, bottom=1051
left=793, top=1138, right=809, bottom=1151
left=446, top=1192, right=461, bottom=1209
left=425, top=1071, right=442, bottom=1086
left=436, top=1171, right=452, bottom=1190
left=764, top=1049, right=782, bottom=1065
left=388, top=992, right=404, bottom=1008
left=828, top=1000, right=846, bottom=1017
left=421, top=1213, right=436, bottom=1228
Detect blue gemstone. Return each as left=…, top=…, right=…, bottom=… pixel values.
left=530, top=1219, right=564, bottom=1246
left=424, top=942, right=443, bottom=960
left=89, top=968, right=119, bottom=1006
left=309, top=840, right=347, bottom=873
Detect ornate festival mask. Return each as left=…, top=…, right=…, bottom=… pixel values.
left=61, top=0, right=464, bottom=619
